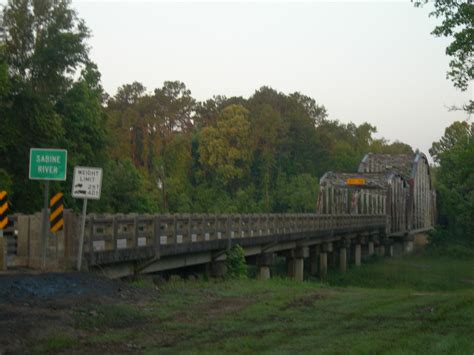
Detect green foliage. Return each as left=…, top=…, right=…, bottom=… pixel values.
left=226, top=244, right=248, bottom=279
left=414, top=0, right=473, bottom=112
left=0, top=0, right=106, bottom=213
left=95, top=159, right=160, bottom=213
left=0, top=169, right=13, bottom=197
left=430, top=121, right=474, bottom=242
left=199, top=104, right=253, bottom=189
left=427, top=228, right=474, bottom=258
left=273, top=173, right=319, bottom=212
left=327, top=253, right=474, bottom=292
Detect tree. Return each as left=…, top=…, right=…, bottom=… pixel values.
left=198, top=104, right=253, bottom=190
left=153, top=81, right=196, bottom=141
left=414, top=0, right=473, bottom=112
left=194, top=95, right=227, bottom=128
left=0, top=0, right=103, bottom=212
left=3, top=0, right=90, bottom=99
left=289, top=92, right=328, bottom=126
left=109, top=81, right=146, bottom=108
left=430, top=120, right=472, bottom=162
left=430, top=121, right=474, bottom=243
left=96, top=159, right=160, bottom=213
left=273, top=173, right=319, bottom=213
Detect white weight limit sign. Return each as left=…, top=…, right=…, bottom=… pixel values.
left=72, top=166, right=103, bottom=271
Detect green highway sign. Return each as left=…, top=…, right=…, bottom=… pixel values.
left=29, top=148, right=68, bottom=181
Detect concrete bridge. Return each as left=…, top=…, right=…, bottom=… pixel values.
left=3, top=212, right=414, bottom=280
left=1, top=153, right=435, bottom=280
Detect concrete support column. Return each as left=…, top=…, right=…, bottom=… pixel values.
left=379, top=245, right=385, bottom=257
left=259, top=266, right=271, bottom=280
left=387, top=245, right=394, bottom=257
left=288, top=247, right=308, bottom=282
left=339, top=247, right=347, bottom=273
left=211, top=261, right=227, bottom=277
left=404, top=240, right=414, bottom=253
left=368, top=241, right=374, bottom=256
left=319, top=252, right=328, bottom=279
left=257, top=253, right=275, bottom=280
left=393, top=242, right=404, bottom=256
left=354, top=244, right=361, bottom=266
left=293, top=258, right=304, bottom=282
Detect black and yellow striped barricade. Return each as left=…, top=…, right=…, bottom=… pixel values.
left=50, top=192, right=64, bottom=233
left=0, top=190, right=8, bottom=270
left=0, top=191, right=8, bottom=231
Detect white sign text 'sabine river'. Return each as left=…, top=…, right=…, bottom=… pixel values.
left=72, top=166, right=103, bottom=200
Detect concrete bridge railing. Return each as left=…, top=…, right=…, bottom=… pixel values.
left=4, top=212, right=408, bottom=279
left=85, top=213, right=385, bottom=253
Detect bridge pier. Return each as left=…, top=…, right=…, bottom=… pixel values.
left=354, top=244, right=361, bottom=267
left=368, top=241, right=375, bottom=256
left=339, top=238, right=351, bottom=273
left=393, top=242, right=404, bottom=256
left=319, top=243, right=331, bottom=279
left=260, top=266, right=270, bottom=280
left=257, top=253, right=275, bottom=280
left=404, top=239, right=414, bottom=253
left=339, top=247, right=347, bottom=273
left=293, top=258, right=304, bottom=282
left=319, top=252, right=327, bottom=279
left=284, top=247, right=307, bottom=281
left=211, top=261, right=227, bottom=278
left=378, top=245, right=385, bottom=257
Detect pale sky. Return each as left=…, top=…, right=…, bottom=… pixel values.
left=73, top=1, right=471, bottom=157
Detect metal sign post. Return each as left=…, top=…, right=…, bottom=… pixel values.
left=41, top=181, right=49, bottom=268
left=77, top=198, right=88, bottom=271
left=72, top=166, right=103, bottom=271
left=29, top=148, right=67, bottom=270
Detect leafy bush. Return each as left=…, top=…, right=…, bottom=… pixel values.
left=427, top=228, right=474, bottom=259
left=226, top=244, right=248, bottom=279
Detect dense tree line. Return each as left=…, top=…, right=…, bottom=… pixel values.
left=430, top=121, right=474, bottom=245
left=415, top=0, right=473, bottom=245
left=0, top=0, right=413, bottom=214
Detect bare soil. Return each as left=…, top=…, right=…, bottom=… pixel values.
left=0, top=272, right=148, bottom=353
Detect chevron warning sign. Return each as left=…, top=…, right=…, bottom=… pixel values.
left=0, top=191, right=8, bottom=230
left=50, top=192, right=64, bottom=233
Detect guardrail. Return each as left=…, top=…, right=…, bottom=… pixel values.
left=85, top=214, right=386, bottom=264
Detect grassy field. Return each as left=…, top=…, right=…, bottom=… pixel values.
left=35, top=253, right=474, bottom=354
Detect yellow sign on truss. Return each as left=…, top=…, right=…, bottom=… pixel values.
left=346, top=178, right=366, bottom=186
